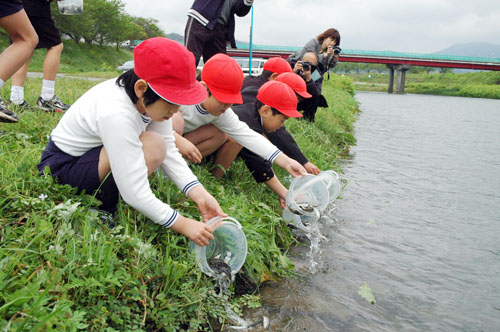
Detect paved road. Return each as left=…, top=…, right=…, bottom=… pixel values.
left=27, top=72, right=104, bottom=82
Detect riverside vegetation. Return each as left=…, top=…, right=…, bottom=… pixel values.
left=345, top=71, right=500, bottom=99
left=0, top=44, right=359, bottom=330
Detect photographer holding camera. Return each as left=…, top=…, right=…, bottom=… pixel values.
left=287, top=28, right=341, bottom=122
left=287, top=52, right=321, bottom=122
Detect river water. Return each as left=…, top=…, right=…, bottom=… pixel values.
left=249, top=92, right=500, bottom=332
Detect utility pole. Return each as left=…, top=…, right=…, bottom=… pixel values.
left=249, top=5, right=254, bottom=76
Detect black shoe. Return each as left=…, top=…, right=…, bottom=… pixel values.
left=0, top=98, right=18, bottom=123
left=36, top=95, right=70, bottom=112
left=6, top=99, right=32, bottom=111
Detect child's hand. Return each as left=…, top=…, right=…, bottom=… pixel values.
left=285, top=159, right=307, bottom=178
left=188, top=186, right=227, bottom=222
left=274, top=154, right=308, bottom=178
left=280, top=197, right=286, bottom=209
left=304, top=161, right=320, bottom=175
left=176, top=135, right=202, bottom=163
left=171, top=215, right=215, bottom=246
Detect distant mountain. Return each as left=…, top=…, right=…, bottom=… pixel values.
left=166, top=33, right=184, bottom=43
left=434, top=42, right=500, bottom=58
left=165, top=33, right=248, bottom=46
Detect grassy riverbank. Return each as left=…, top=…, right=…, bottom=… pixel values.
left=0, top=72, right=358, bottom=330
left=347, top=71, right=500, bottom=99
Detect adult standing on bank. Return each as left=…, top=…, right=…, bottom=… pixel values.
left=9, top=0, right=70, bottom=113
left=184, top=0, right=254, bottom=67
left=0, top=0, right=38, bottom=123
left=288, top=28, right=341, bottom=122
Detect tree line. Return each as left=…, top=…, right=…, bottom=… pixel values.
left=51, top=0, right=165, bottom=48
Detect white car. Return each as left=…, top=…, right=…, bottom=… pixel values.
left=197, top=57, right=267, bottom=76
left=233, top=57, right=266, bottom=76
left=117, top=60, right=134, bottom=72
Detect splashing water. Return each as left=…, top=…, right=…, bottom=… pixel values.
left=303, top=208, right=327, bottom=274
left=208, top=260, right=268, bottom=331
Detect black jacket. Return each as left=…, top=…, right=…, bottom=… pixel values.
left=232, top=102, right=275, bottom=183
left=189, top=0, right=252, bottom=48
left=240, top=86, right=309, bottom=166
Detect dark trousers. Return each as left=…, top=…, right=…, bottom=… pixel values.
left=184, top=17, right=228, bottom=67
left=38, top=139, right=119, bottom=214
left=299, top=94, right=320, bottom=122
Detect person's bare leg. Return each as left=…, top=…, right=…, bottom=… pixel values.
left=98, top=131, right=166, bottom=181
left=42, top=43, right=63, bottom=81
left=0, top=9, right=38, bottom=81
left=184, top=124, right=227, bottom=157
left=213, top=136, right=242, bottom=178
left=11, top=61, right=30, bottom=87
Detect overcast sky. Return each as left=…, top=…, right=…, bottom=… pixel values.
left=121, top=0, right=500, bottom=54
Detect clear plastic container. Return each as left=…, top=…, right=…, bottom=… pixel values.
left=282, top=207, right=320, bottom=233
left=190, top=216, right=247, bottom=278
left=317, top=170, right=341, bottom=203
left=286, top=174, right=330, bottom=215
left=58, top=0, right=83, bottom=15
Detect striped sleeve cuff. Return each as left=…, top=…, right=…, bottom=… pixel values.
left=187, top=9, right=209, bottom=26
left=182, top=180, right=202, bottom=195
left=266, top=149, right=282, bottom=164
left=160, top=210, right=179, bottom=228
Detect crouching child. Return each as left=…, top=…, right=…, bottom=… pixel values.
left=37, top=38, right=226, bottom=246
left=214, top=80, right=305, bottom=206
left=172, top=53, right=307, bottom=184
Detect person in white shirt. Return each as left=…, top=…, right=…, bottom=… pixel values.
left=37, top=37, right=225, bottom=246
left=171, top=53, right=307, bottom=206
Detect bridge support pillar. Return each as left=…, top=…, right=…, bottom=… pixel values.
left=387, top=65, right=395, bottom=93
left=387, top=64, right=411, bottom=94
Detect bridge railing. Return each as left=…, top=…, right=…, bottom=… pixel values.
left=232, top=42, right=500, bottom=65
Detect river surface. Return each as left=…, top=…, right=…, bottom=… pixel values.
left=248, top=92, right=500, bottom=332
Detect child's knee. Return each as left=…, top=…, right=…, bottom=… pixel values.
left=226, top=136, right=242, bottom=151
left=171, top=112, right=185, bottom=134
left=140, top=131, right=166, bottom=168
left=214, top=130, right=227, bottom=146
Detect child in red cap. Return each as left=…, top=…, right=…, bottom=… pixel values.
left=37, top=37, right=225, bottom=246
left=172, top=53, right=307, bottom=188
left=241, top=57, right=292, bottom=92
left=214, top=80, right=306, bottom=206
left=240, top=70, right=321, bottom=176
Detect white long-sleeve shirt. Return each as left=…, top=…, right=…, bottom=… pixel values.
left=180, top=104, right=282, bottom=163
left=51, top=79, right=201, bottom=228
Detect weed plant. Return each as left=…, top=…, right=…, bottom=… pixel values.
left=0, top=75, right=358, bottom=331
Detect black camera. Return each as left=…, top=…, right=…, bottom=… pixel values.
left=302, top=61, right=311, bottom=71
left=333, top=46, right=342, bottom=55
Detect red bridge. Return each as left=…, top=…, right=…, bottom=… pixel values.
left=227, top=45, right=500, bottom=93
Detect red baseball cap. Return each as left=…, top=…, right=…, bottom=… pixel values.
left=257, top=81, right=302, bottom=118
left=275, top=72, right=312, bottom=98
left=133, top=37, right=206, bottom=105
left=263, top=57, right=293, bottom=74
left=201, top=53, right=244, bottom=104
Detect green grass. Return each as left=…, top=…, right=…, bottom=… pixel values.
left=0, top=74, right=359, bottom=330
left=345, top=71, right=500, bottom=99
